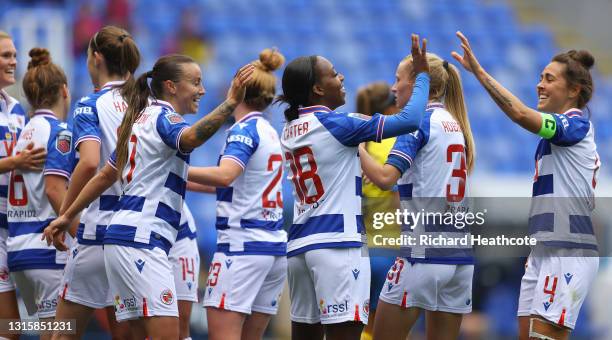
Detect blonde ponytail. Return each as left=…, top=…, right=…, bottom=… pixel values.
left=444, top=63, right=475, bottom=173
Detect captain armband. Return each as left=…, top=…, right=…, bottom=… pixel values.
left=538, top=113, right=556, bottom=139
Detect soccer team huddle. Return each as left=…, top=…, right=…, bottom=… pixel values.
left=0, top=24, right=601, bottom=340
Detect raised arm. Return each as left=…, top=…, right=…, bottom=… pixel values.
left=179, top=64, right=255, bottom=151
left=381, top=34, right=431, bottom=138
left=452, top=31, right=542, bottom=134
left=358, top=144, right=401, bottom=191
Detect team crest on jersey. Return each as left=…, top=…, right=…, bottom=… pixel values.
left=160, top=289, right=174, bottom=305
left=165, top=113, right=184, bottom=124
left=56, top=130, right=72, bottom=155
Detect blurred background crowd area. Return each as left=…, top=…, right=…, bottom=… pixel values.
left=2, top=0, right=612, bottom=339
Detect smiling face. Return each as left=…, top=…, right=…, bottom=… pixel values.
left=536, top=61, right=579, bottom=113
left=0, top=38, right=17, bottom=89
left=173, top=62, right=205, bottom=114
left=312, top=56, right=345, bottom=109
left=392, top=60, right=415, bottom=108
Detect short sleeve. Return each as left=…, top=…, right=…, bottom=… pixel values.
left=221, top=121, right=260, bottom=169
left=72, top=100, right=101, bottom=149
left=548, top=113, right=590, bottom=146
left=315, top=111, right=386, bottom=146
left=107, top=150, right=117, bottom=169
left=44, top=126, right=75, bottom=179
left=156, top=111, right=191, bottom=154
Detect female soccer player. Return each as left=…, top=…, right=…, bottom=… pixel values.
left=358, top=53, right=475, bottom=340
left=355, top=81, right=400, bottom=340
left=52, top=25, right=139, bottom=340
left=188, top=48, right=286, bottom=340
left=169, top=202, right=200, bottom=340
left=6, top=48, right=74, bottom=340
left=277, top=35, right=429, bottom=340
left=44, top=55, right=254, bottom=339
left=452, top=31, right=599, bottom=340
left=0, top=31, right=47, bottom=340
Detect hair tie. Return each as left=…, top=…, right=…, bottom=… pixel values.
left=443, top=60, right=449, bottom=70
left=118, top=34, right=128, bottom=42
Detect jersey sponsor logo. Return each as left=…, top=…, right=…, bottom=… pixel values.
left=352, top=268, right=360, bottom=280
left=114, top=295, right=138, bottom=313
left=56, top=130, right=72, bottom=155
left=227, top=134, right=253, bottom=147
left=187, top=282, right=192, bottom=291
left=37, top=297, right=58, bottom=312
left=564, top=273, right=573, bottom=284
left=160, top=289, right=174, bottom=305
left=559, top=115, right=569, bottom=129
left=74, top=106, right=93, bottom=115
left=466, top=298, right=471, bottom=305
left=225, top=259, right=233, bottom=269
left=543, top=301, right=551, bottom=311
left=135, top=259, right=146, bottom=273
left=207, top=287, right=213, bottom=296
left=165, top=113, right=184, bottom=124
left=387, top=282, right=393, bottom=291
left=319, top=299, right=349, bottom=315
left=72, top=248, right=78, bottom=258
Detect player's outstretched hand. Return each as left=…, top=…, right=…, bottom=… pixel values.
left=411, top=34, right=429, bottom=75
left=226, top=63, right=256, bottom=107
left=451, top=31, right=483, bottom=74
left=42, top=215, right=71, bottom=251
left=15, top=142, right=46, bottom=172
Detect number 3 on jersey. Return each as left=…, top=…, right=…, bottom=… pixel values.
left=446, top=144, right=466, bottom=202
left=285, top=146, right=325, bottom=204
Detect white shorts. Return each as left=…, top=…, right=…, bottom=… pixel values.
left=378, top=258, right=473, bottom=314
left=169, top=237, right=200, bottom=302
left=517, top=246, right=599, bottom=330
left=0, top=229, right=15, bottom=292
left=288, top=247, right=370, bottom=325
left=203, top=252, right=286, bottom=315
left=59, top=243, right=112, bottom=308
left=11, top=269, right=63, bottom=318
left=104, top=245, right=178, bottom=322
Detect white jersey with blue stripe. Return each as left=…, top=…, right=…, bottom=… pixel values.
left=529, top=108, right=600, bottom=250
left=281, top=105, right=388, bottom=257
left=107, top=100, right=190, bottom=254
left=0, top=90, right=26, bottom=231
left=215, top=112, right=286, bottom=255
left=6, top=110, right=74, bottom=271
left=72, top=81, right=126, bottom=245
left=386, top=103, right=472, bottom=264
left=176, top=202, right=197, bottom=242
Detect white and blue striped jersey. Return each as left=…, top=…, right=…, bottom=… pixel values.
left=176, top=202, right=196, bottom=242
left=281, top=106, right=386, bottom=257
left=72, top=81, right=126, bottom=245
left=215, top=112, right=286, bottom=255
left=529, top=108, right=600, bottom=250
left=106, top=100, right=190, bottom=254
left=387, top=103, right=472, bottom=264
left=0, top=90, right=26, bottom=232
left=6, top=110, right=74, bottom=271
